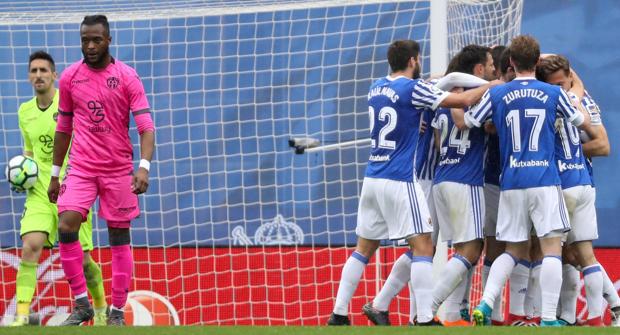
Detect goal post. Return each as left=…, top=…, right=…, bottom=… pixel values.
left=430, top=0, right=448, bottom=76
left=0, top=0, right=522, bottom=325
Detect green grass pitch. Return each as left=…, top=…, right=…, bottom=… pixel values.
left=0, top=326, right=619, bottom=335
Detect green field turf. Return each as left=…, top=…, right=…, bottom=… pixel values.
left=0, top=326, right=619, bottom=335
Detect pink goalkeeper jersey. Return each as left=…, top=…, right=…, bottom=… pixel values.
left=58, top=58, right=150, bottom=176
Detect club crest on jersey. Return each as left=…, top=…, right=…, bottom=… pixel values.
left=107, top=76, right=120, bottom=89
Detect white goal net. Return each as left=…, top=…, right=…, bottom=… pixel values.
left=0, top=0, right=522, bottom=325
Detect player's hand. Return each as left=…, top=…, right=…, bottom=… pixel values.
left=484, top=121, right=497, bottom=135
left=10, top=185, right=25, bottom=193
left=489, top=79, right=504, bottom=87
left=540, top=53, right=554, bottom=60
left=419, top=120, right=428, bottom=134
left=48, top=177, right=60, bottom=203
left=132, top=168, right=149, bottom=194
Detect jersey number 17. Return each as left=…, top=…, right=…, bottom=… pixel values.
left=506, top=109, right=545, bottom=152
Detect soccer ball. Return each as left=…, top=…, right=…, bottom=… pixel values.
left=5, top=155, right=38, bottom=192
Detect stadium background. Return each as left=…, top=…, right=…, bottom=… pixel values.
left=0, top=0, right=618, bottom=326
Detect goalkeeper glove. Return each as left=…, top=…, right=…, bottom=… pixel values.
left=10, top=185, right=25, bottom=193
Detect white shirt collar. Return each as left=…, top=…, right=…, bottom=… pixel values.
left=386, top=75, right=408, bottom=81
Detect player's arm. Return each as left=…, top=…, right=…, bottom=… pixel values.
left=48, top=75, right=73, bottom=203
left=48, top=126, right=72, bottom=203
left=451, top=89, right=494, bottom=130
left=483, top=121, right=497, bottom=135
left=450, top=108, right=466, bottom=130
left=558, top=88, right=590, bottom=130
left=18, top=108, right=34, bottom=158
left=435, top=72, right=488, bottom=92
left=430, top=114, right=441, bottom=151
left=132, top=124, right=154, bottom=194
left=20, top=126, right=33, bottom=158
left=439, top=80, right=503, bottom=109
left=12, top=107, right=33, bottom=193
left=582, top=124, right=610, bottom=157
left=419, top=118, right=428, bottom=135
left=411, top=79, right=498, bottom=122
left=52, top=131, right=72, bottom=166
left=580, top=97, right=609, bottom=157
left=128, top=71, right=155, bottom=194
left=446, top=87, right=467, bottom=129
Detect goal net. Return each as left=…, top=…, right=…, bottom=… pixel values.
left=0, top=0, right=522, bottom=325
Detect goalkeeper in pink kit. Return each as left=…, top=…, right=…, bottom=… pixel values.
left=47, top=15, right=155, bottom=326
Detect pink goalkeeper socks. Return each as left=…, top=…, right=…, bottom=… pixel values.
left=111, top=244, right=133, bottom=309
left=60, top=240, right=87, bottom=297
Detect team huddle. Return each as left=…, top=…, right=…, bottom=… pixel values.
left=10, top=15, right=154, bottom=326
left=7, top=12, right=616, bottom=328
left=329, top=35, right=619, bottom=327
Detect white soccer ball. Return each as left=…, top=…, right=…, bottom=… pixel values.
left=5, top=155, right=38, bottom=192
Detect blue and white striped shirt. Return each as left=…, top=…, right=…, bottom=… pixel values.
left=464, top=78, right=583, bottom=190
left=365, top=76, right=449, bottom=182
left=415, top=108, right=439, bottom=181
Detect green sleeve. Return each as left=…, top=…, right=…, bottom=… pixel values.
left=18, top=105, right=33, bottom=153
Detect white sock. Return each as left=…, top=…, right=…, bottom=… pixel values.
left=559, top=264, right=580, bottom=323
left=509, top=260, right=530, bottom=316
left=461, top=266, right=474, bottom=310
left=525, top=261, right=542, bottom=318
left=411, top=256, right=434, bottom=323
left=602, top=266, right=620, bottom=308
left=432, top=254, right=471, bottom=320
left=110, top=305, right=124, bottom=312
left=482, top=258, right=503, bottom=321
left=524, top=261, right=537, bottom=317
left=373, top=251, right=412, bottom=311
left=540, top=256, right=562, bottom=321
left=75, top=292, right=88, bottom=300
left=333, top=251, right=368, bottom=315
left=481, top=253, right=516, bottom=308
left=408, top=281, right=417, bottom=323
left=491, top=288, right=504, bottom=322
left=481, top=259, right=492, bottom=290
left=583, top=264, right=604, bottom=320
left=443, top=286, right=466, bottom=322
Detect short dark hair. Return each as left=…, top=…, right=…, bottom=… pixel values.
left=536, top=55, right=571, bottom=82
left=499, top=48, right=512, bottom=76
left=445, top=53, right=460, bottom=75
left=387, top=40, right=420, bottom=73
left=508, top=35, right=540, bottom=72
left=454, top=44, right=490, bottom=75
left=29, top=50, right=55, bottom=72
left=81, top=15, right=110, bottom=36
left=491, top=45, right=507, bottom=71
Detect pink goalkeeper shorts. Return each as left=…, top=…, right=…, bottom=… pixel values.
left=57, top=171, right=139, bottom=227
